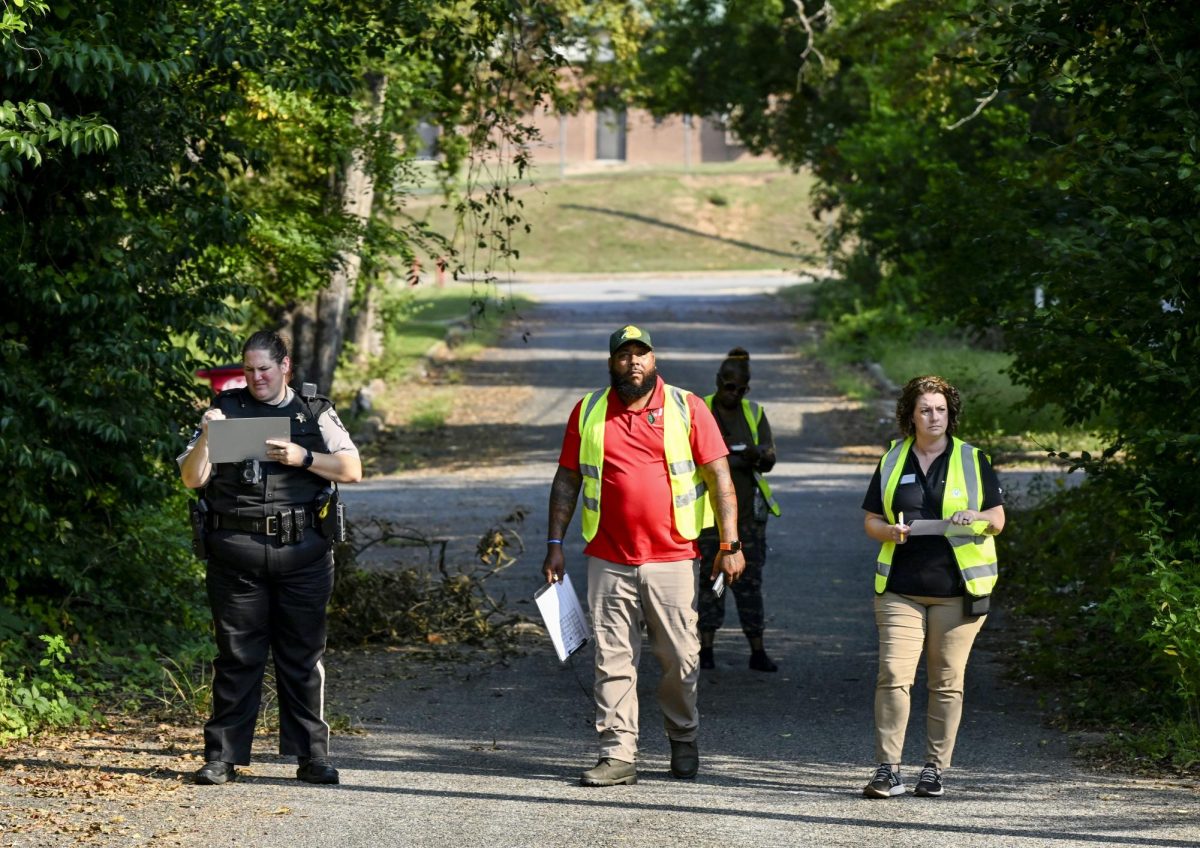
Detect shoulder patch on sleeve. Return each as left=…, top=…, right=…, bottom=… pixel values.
left=325, top=408, right=349, bottom=434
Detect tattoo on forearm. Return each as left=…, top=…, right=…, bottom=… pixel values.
left=701, top=459, right=739, bottom=534
left=548, top=466, right=582, bottom=537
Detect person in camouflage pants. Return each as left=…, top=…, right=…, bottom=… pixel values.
left=696, top=347, right=781, bottom=673
left=699, top=519, right=767, bottom=637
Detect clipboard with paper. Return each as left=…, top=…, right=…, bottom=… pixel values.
left=206, top=416, right=291, bottom=463
left=907, top=519, right=991, bottom=538
left=534, top=573, right=589, bottom=662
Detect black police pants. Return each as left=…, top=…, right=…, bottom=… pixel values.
left=204, top=528, right=334, bottom=765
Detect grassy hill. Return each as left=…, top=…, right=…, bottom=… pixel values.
left=410, top=163, right=825, bottom=275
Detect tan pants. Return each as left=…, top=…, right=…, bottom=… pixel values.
left=587, top=557, right=700, bottom=763
left=873, top=592, right=987, bottom=769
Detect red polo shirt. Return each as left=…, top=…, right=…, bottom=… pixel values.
left=558, top=378, right=728, bottom=565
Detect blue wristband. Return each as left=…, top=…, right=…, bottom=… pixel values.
left=546, top=539, right=563, bottom=545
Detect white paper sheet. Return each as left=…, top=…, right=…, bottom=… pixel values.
left=533, top=573, right=589, bottom=662
left=906, top=519, right=990, bottom=538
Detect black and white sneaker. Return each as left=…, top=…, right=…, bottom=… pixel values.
left=913, top=763, right=944, bottom=797
left=862, top=763, right=905, bottom=798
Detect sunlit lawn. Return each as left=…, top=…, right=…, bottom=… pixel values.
left=407, top=163, right=824, bottom=274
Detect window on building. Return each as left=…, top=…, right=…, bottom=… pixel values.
left=596, top=108, right=627, bottom=161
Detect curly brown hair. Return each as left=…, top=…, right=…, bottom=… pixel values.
left=896, top=375, right=961, bottom=437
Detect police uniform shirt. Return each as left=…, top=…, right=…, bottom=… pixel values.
left=861, top=442, right=1004, bottom=597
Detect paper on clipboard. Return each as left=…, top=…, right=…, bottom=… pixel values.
left=907, top=519, right=990, bottom=538
left=534, top=573, right=589, bottom=662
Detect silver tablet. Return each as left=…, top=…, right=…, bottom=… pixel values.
left=207, top=417, right=291, bottom=463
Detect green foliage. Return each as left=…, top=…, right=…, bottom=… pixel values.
left=810, top=284, right=1089, bottom=450
left=0, top=0, right=568, bottom=740
left=1002, top=474, right=1164, bottom=722
left=2, top=5, right=251, bottom=689
left=1105, top=484, right=1200, bottom=732
left=1004, top=473, right=1200, bottom=766
left=0, top=635, right=95, bottom=744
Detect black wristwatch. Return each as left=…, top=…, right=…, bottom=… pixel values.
left=718, top=540, right=742, bottom=554
left=302, top=449, right=314, bottom=468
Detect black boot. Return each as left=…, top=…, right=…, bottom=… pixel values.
left=749, top=649, right=777, bottom=672
left=297, top=756, right=340, bottom=784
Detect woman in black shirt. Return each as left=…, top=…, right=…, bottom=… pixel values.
left=860, top=375, right=1005, bottom=799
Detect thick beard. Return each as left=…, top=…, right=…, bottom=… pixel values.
left=611, top=367, right=658, bottom=404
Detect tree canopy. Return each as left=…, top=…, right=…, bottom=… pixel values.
left=631, top=0, right=1198, bottom=495
left=0, top=0, right=563, bottom=717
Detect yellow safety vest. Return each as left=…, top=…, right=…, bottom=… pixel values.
left=578, top=385, right=712, bottom=542
left=703, top=395, right=781, bottom=517
left=873, top=436, right=998, bottom=596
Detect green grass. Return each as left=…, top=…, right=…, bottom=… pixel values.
left=408, top=395, right=452, bottom=431
left=334, top=281, right=527, bottom=424
left=409, top=163, right=823, bottom=274
left=788, top=287, right=1108, bottom=457
left=352, top=283, right=525, bottom=379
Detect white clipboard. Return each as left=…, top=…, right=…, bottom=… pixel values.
left=534, top=573, right=589, bottom=662
left=207, top=417, right=291, bottom=463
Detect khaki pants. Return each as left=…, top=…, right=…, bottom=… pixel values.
left=873, top=592, right=987, bottom=769
left=587, top=557, right=700, bottom=763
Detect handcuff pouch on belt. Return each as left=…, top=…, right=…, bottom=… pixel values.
left=313, top=485, right=346, bottom=542
left=205, top=507, right=314, bottom=545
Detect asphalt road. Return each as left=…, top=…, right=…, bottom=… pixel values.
left=130, top=275, right=1200, bottom=847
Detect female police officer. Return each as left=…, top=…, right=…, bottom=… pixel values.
left=179, top=331, right=361, bottom=786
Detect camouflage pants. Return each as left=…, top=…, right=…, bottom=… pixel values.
left=697, top=519, right=768, bottom=637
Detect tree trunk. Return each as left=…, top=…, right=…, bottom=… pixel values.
left=288, top=300, right=319, bottom=388
left=305, top=72, right=388, bottom=395
left=346, top=274, right=380, bottom=363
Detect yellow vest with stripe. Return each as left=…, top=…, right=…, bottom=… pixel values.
left=578, top=385, right=713, bottom=542
left=874, top=436, right=998, bottom=596
left=703, top=395, right=781, bottom=517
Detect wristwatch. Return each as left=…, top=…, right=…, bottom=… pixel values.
left=718, top=540, right=742, bottom=553
left=301, top=449, right=314, bottom=468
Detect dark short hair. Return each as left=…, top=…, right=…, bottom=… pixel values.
left=243, top=330, right=290, bottom=366
left=896, top=375, right=961, bottom=437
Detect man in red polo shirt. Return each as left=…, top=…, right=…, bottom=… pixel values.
left=543, top=325, right=745, bottom=787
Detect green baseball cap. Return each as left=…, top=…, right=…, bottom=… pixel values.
left=609, top=325, right=654, bottom=354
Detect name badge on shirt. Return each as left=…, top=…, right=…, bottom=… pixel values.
left=900, top=473, right=917, bottom=485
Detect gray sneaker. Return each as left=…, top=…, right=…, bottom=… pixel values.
left=581, top=757, right=637, bottom=787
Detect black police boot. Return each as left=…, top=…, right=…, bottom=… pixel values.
left=195, top=761, right=236, bottom=785
left=297, top=756, right=340, bottom=785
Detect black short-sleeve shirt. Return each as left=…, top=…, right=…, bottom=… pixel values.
left=861, top=441, right=1004, bottom=597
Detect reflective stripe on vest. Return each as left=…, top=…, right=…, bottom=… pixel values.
left=873, top=436, right=999, bottom=596
left=578, top=385, right=712, bottom=542
left=703, top=394, right=781, bottom=517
